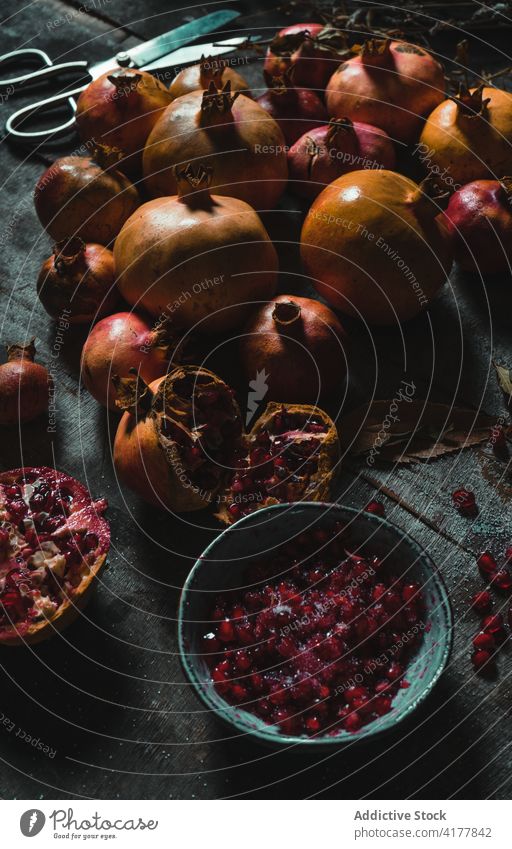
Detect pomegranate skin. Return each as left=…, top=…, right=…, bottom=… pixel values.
left=37, top=239, right=118, bottom=324
left=264, top=23, right=347, bottom=90
left=325, top=40, right=445, bottom=144
left=80, top=312, right=172, bottom=410
left=0, top=342, right=51, bottom=425
left=142, top=87, right=288, bottom=208
left=34, top=155, right=140, bottom=245
left=301, top=169, right=453, bottom=325
left=76, top=69, right=172, bottom=176
left=444, top=180, right=512, bottom=274
left=288, top=119, right=396, bottom=199
left=256, top=85, right=328, bottom=145
left=240, top=295, right=348, bottom=403
left=169, top=58, right=250, bottom=99
left=114, top=167, right=278, bottom=333
left=264, top=23, right=325, bottom=82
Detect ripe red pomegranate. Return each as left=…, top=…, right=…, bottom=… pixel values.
left=264, top=23, right=349, bottom=90
left=419, top=85, right=512, bottom=185
left=37, top=237, right=117, bottom=323
left=34, top=148, right=140, bottom=245
left=444, top=179, right=512, bottom=274
left=0, top=467, right=109, bottom=645
left=202, top=522, right=424, bottom=735
left=113, top=367, right=243, bottom=512
left=215, top=402, right=339, bottom=524
left=288, top=118, right=396, bottom=199
left=256, top=72, right=327, bottom=145
left=142, top=82, right=288, bottom=208
left=76, top=68, right=172, bottom=176
left=81, top=311, right=188, bottom=410
left=300, top=169, right=452, bottom=325
left=239, top=296, right=348, bottom=403
left=0, top=341, right=50, bottom=425
left=169, top=55, right=250, bottom=99
left=114, top=163, right=278, bottom=332
left=326, top=39, right=445, bottom=144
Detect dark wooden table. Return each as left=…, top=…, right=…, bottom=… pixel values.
left=1, top=0, right=511, bottom=800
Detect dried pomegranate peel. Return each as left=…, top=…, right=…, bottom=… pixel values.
left=0, top=467, right=109, bottom=646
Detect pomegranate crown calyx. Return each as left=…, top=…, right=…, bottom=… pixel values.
left=113, top=369, right=153, bottom=414
left=92, top=143, right=124, bottom=170
left=53, top=236, right=87, bottom=274
left=200, top=80, right=239, bottom=121
left=199, top=54, right=229, bottom=86
left=272, top=300, right=302, bottom=326
left=173, top=162, right=214, bottom=205
left=6, top=338, right=37, bottom=363
left=326, top=117, right=355, bottom=146
left=453, top=83, right=491, bottom=118
left=360, top=38, right=393, bottom=65
left=107, top=69, right=143, bottom=92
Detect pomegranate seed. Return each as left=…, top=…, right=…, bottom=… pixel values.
left=373, top=695, right=392, bottom=716
left=477, top=551, right=498, bottom=577
left=472, top=631, right=495, bottom=651
left=402, top=583, right=419, bottom=603
left=365, top=500, right=385, bottom=517
left=482, top=613, right=505, bottom=639
left=228, top=503, right=242, bottom=520
left=452, top=488, right=477, bottom=517
left=471, top=590, right=492, bottom=613
left=305, top=715, right=321, bottom=734
left=343, top=712, right=362, bottom=732
left=230, top=684, right=248, bottom=702
left=471, top=649, right=493, bottom=671
left=491, top=569, right=512, bottom=592
left=217, top=619, right=235, bottom=643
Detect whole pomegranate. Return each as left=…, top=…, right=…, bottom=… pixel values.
left=37, top=237, right=117, bottom=323
left=264, top=23, right=349, bottom=90
left=239, top=296, right=348, bottom=403
left=113, top=366, right=243, bottom=512
left=444, top=179, right=512, bottom=274
left=256, top=72, right=328, bottom=145
left=169, top=54, right=250, bottom=99
left=81, top=311, right=189, bottom=410
left=325, top=39, right=445, bottom=144
left=114, top=163, right=278, bottom=333
left=0, top=341, right=51, bottom=425
left=76, top=68, right=172, bottom=176
left=301, top=169, right=453, bottom=325
left=288, top=118, right=396, bottom=199
left=419, top=85, right=512, bottom=185
left=0, top=467, right=109, bottom=645
left=142, top=82, right=288, bottom=208
left=34, top=147, right=140, bottom=245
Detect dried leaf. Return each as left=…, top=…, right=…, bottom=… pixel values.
left=340, top=400, right=510, bottom=464
left=494, top=361, right=512, bottom=409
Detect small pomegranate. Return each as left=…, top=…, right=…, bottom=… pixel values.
left=300, top=170, right=452, bottom=325
left=0, top=467, right=109, bottom=645
left=264, top=24, right=349, bottom=90
left=0, top=341, right=51, bottom=425
left=419, top=85, right=512, bottom=185
left=81, top=312, right=190, bottom=410
left=288, top=117, right=396, bottom=199
left=169, top=54, right=250, bottom=99
left=76, top=68, right=172, bottom=176
left=143, top=81, right=288, bottom=208
left=256, top=72, right=327, bottom=145
left=34, top=146, right=140, bottom=245
left=326, top=39, right=445, bottom=144
left=37, top=237, right=117, bottom=324
left=114, top=163, right=278, bottom=333
left=444, top=179, right=512, bottom=274
left=239, top=296, right=348, bottom=403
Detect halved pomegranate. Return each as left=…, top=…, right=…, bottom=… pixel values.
left=0, top=467, right=109, bottom=645
left=113, top=368, right=339, bottom=518
left=216, top=402, right=339, bottom=524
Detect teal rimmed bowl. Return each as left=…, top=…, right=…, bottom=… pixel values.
left=178, top=502, right=453, bottom=748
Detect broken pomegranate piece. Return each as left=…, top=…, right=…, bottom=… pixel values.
left=216, top=403, right=339, bottom=524
left=201, top=523, right=425, bottom=737
left=0, top=467, right=109, bottom=645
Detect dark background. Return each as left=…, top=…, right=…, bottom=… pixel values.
left=1, top=0, right=512, bottom=799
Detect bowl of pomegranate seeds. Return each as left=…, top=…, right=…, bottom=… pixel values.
left=178, top=503, right=453, bottom=746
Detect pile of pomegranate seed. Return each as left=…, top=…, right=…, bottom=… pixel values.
left=469, top=546, right=512, bottom=672
left=452, top=488, right=478, bottom=517
left=202, top=525, right=425, bottom=737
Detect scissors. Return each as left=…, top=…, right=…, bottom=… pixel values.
left=0, top=8, right=255, bottom=144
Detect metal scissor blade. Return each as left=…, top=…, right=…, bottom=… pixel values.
left=118, top=9, right=240, bottom=70
left=142, top=36, right=260, bottom=73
